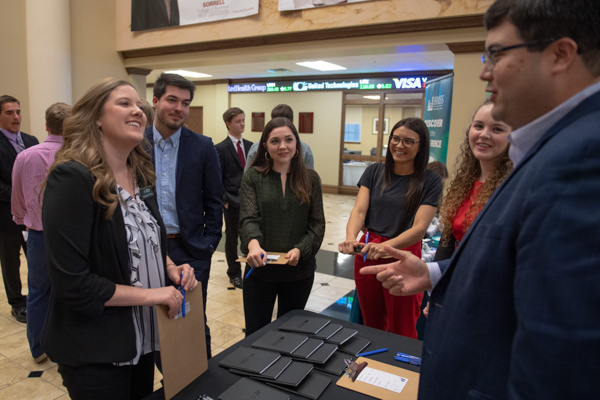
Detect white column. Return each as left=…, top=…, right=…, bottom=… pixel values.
left=26, top=0, right=72, bottom=140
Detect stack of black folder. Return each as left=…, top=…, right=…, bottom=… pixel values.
left=218, top=316, right=373, bottom=399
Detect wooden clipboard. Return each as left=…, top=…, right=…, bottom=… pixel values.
left=236, top=252, right=289, bottom=265
left=336, top=357, right=419, bottom=400
left=156, top=285, right=208, bottom=400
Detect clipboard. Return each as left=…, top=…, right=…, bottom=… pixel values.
left=336, top=357, right=419, bottom=400
left=157, top=285, right=208, bottom=400
left=236, top=252, right=289, bottom=265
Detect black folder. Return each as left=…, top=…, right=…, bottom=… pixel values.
left=231, top=361, right=313, bottom=387
left=312, top=350, right=348, bottom=375
left=218, top=377, right=290, bottom=400
left=278, top=315, right=331, bottom=335
left=266, top=371, right=331, bottom=400
left=308, top=322, right=343, bottom=340
left=218, top=346, right=280, bottom=374
left=325, top=327, right=358, bottom=345
left=338, top=335, right=371, bottom=356
left=302, top=342, right=338, bottom=364
left=290, top=338, right=323, bottom=359
left=251, top=330, right=308, bottom=355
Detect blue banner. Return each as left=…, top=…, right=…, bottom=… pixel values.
left=423, top=74, right=453, bottom=164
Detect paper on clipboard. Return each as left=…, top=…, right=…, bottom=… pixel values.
left=236, top=252, right=289, bottom=265
left=156, top=285, right=208, bottom=400
left=336, top=357, right=419, bottom=400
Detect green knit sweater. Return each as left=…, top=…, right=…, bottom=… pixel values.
left=239, top=168, right=325, bottom=282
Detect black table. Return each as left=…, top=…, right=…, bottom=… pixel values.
left=146, top=309, right=422, bottom=400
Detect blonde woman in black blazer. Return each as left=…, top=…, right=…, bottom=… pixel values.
left=42, top=78, right=197, bottom=400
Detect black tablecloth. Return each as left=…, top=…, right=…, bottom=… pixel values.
left=145, top=309, right=422, bottom=400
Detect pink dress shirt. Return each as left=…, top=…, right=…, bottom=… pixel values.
left=11, top=135, right=63, bottom=231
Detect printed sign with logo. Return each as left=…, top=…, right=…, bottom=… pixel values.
left=423, top=74, right=453, bottom=164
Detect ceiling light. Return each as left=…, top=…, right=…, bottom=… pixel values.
left=165, top=70, right=212, bottom=78
left=295, top=61, right=346, bottom=71
left=363, top=95, right=380, bottom=100
left=267, top=68, right=291, bottom=73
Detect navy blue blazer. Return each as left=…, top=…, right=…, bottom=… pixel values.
left=146, top=127, right=223, bottom=264
left=421, top=91, right=600, bottom=399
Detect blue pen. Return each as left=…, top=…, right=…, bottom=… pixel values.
left=357, top=348, right=387, bottom=357
left=244, top=253, right=264, bottom=279
left=396, top=352, right=421, bottom=361
left=363, top=232, right=369, bottom=262
left=180, top=272, right=186, bottom=318
left=395, top=356, right=421, bottom=366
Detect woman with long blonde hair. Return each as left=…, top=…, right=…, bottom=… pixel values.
left=42, top=78, right=197, bottom=400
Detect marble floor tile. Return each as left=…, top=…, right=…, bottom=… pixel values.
left=328, top=276, right=356, bottom=290
left=0, top=315, right=26, bottom=340
left=209, top=320, right=244, bottom=348
left=10, top=350, right=56, bottom=372
left=310, top=285, right=354, bottom=301
left=205, top=299, right=236, bottom=320
left=0, top=376, right=65, bottom=400
left=210, top=288, right=244, bottom=307
left=0, top=358, right=30, bottom=390
left=215, top=307, right=245, bottom=330
left=0, top=331, right=30, bottom=359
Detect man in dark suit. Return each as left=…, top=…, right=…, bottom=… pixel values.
left=362, top=0, right=600, bottom=398
left=131, top=0, right=179, bottom=31
left=0, top=95, right=39, bottom=323
left=215, top=107, right=252, bottom=289
left=146, top=73, right=223, bottom=358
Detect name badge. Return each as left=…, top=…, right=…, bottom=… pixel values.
left=140, top=187, right=154, bottom=200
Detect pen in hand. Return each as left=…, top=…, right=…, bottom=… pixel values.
left=244, top=253, right=264, bottom=279
left=363, top=232, right=369, bottom=262
left=180, top=272, right=186, bottom=318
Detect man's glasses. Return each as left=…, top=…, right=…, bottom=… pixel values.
left=390, top=136, right=419, bottom=148
left=481, top=39, right=556, bottom=70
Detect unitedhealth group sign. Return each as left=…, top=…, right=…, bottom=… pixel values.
left=228, top=76, right=430, bottom=93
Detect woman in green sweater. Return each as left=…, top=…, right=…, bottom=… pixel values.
left=240, top=117, right=325, bottom=336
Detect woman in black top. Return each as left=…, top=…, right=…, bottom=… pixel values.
left=339, top=118, right=442, bottom=338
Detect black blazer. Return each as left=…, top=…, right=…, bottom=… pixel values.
left=0, top=131, right=38, bottom=234
left=146, top=127, right=223, bottom=264
left=131, top=0, right=179, bottom=31
left=215, top=136, right=253, bottom=208
left=42, top=161, right=167, bottom=365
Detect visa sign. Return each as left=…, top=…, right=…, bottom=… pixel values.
left=392, top=77, right=428, bottom=89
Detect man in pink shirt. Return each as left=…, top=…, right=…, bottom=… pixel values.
left=11, top=102, right=71, bottom=363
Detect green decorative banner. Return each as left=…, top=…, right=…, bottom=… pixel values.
left=423, top=73, right=453, bottom=164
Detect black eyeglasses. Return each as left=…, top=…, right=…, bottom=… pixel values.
left=481, top=39, right=556, bottom=70
left=390, top=136, right=419, bottom=148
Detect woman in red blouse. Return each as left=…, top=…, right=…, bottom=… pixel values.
left=436, top=100, right=513, bottom=258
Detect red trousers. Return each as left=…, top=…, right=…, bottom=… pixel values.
left=354, top=231, right=423, bottom=339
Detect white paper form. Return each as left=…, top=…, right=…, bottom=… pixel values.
left=356, top=367, right=409, bottom=394
left=266, top=255, right=281, bottom=263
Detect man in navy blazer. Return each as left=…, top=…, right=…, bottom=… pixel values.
left=0, top=95, right=39, bottom=323
left=362, top=0, right=600, bottom=398
left=146, top=73, right=223, bottom=358
left=215, top=107, right=252, bottom=289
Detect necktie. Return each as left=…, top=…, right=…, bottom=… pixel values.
left=236, top=141, right=246, bottom=168
left=16, top=135, right=26, bottom=153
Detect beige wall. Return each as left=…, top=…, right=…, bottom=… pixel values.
left=70, top=0, right=128, bottom=101
left=117, top=0, right=493, bottom=51
left=1, top=0, right=31, bottom=135
left=446, top=52, right=488, bottom=176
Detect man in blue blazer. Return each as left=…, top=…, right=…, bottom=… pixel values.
left=146, top=73, right=223, bottom=358
left=362, top=0, right=600, bottom=398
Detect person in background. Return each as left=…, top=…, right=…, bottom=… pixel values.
left=339, top=118, right=443, bottom=339
left=146, top=73, right=223, bottom=358
left=42, top=78, right=197, bottom=400
left=215, top=107, right=252, bottom=289
left=245, top=104, right=314, bottom=171
left=139, top=98, right=154, bottom=128
left=11, top=102, right=71, bottom=363
left=240, top=117, right=325, bottom=336
left=361, top=0, right=600, bottom=397
left=0, top=95, right=39, bottom=323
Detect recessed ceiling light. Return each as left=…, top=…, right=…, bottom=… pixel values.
left=363, top=95, right=380, bottom=100
left=296, top=61, right=346, bottom=71
left=165, top=70, right=212, bottom=78
left=267, top=68, right=291, bottom=73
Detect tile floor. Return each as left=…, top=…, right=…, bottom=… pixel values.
left=0, top=193, right=358, bottom=399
